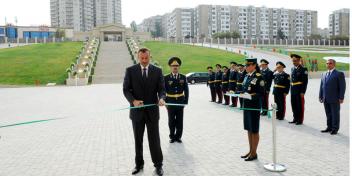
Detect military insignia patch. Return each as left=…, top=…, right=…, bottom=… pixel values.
left=168, top=81, right=173, bottom=85
left=180, top=80, right=184, bottom=84
left=251, top=78, right=257, bottom=85
left=304, top=71, right=308, bottom=74
left=260, top=80, right=265, bottom=86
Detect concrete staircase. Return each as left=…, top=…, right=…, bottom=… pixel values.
left=92, top=42, right=133, bottom=84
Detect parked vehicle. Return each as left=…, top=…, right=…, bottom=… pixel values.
left=186, top=72, right=208, bottom=84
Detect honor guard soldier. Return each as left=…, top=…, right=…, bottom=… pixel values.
left=259, top=59, right=274, bottom=116
left=240, top=58, right=265, bottom=161
left=289, top=54, right=308, bottom=125
left=207, top=66, right=216, bottom=102
left=164, top=57, right=189, bottom=143
left=273, top=62, right=291, bottom=120
left=236, top=64, right=246, bottom=108
left=222, top=66, right=230, bottom=105
left=229, top=62, right=238, bottom=107
left=215, top=64, right=223, bottom=104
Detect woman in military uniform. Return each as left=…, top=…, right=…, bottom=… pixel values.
left=273, top=62, right=290, bottom=120
left=240, top=58, right=265, bottom=161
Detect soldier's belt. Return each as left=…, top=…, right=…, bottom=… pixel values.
left=229, top=80, right=236, bottom=83
left=166, top=93, right=185, bottom=98
left=291, top=82, right=303, bottom=86
left=214, top=80, right=222, bottom=83
left=222, top=81, right=229, bottom=84
left=237, top=82, right=243, bottom=85
left=208, top=81, right=215, bottom=83
left=274, top=84, right=286, bottom=88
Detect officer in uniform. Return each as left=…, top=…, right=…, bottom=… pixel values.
left=214, top=64, right=223, bottom=104
left=289, top=54, right=308, bottom=125
left=164, top=57, right=189, bottom=143
left=236, top=64, right=246, bottom=108
left=222, top=66, right=230, bottom=105
left=273, top=62, right=290, bottom=120
left=239, top=58, right=265, bottom=161
left=229, top=62, right=238, bottom=107
left=259, top=59, right=274, bottom=116
left=207, top=66, right=216, bottom=102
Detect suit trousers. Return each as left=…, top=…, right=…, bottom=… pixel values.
left=324, top=102, right=340, bottom=131
left=132, top=110, right=163, bottom=168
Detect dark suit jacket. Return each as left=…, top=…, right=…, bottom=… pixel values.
left=123, top=64, right=166, bottom=122
left=319, top=69, right=346, bottom=103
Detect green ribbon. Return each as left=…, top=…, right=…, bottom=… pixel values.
left=227, top=106, right=273, bottom=119
left=0, top=103, right=188, bottom=129
left=0, top=118, right=66, bottom=129
left=225, top=93, right=274, bottom=119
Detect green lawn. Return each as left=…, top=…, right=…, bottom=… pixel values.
left=288, top=51, right=349, bottom=71
left=258, top=46, right=350, bottom=71
left=143, top=41, right=246, bottom=74
left=0, top=42, right=82, bottom=85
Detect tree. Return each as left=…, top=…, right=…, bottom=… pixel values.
left=55, top=29, right=65, bottom=38
left=308, top=34, right=322, bottom=40
left=277, top=28, right=286, bottom=40
left=212, top=31, right=240, bottom=39
left=154, top=21, right=162, bottom=38
left=330, top=35, right=349, bottom=41
left=231, top=31, right=241, bottom=39
left=130, top=21, right=137, bottom=32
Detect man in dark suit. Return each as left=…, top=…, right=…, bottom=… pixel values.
left=123, top=48, right=165, bottom=175
left=164, top=57, right=189, bottom=143
left=319, top=59, right=346, bottom=135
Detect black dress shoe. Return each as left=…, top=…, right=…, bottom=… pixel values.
left=131, top=165, right=143, bottom=175
left=169, top=139, right=175, bottom=143
left=175, top=139, right=182, bottom=143
left=277, top=118, right=284, bottom=120
left=295, top=122, right=303, bottom=125
left=216, top=101, right=222, bottom=104
left=244, top=155, right=258, bottom=161
left=331, top=130, right=338, bottom=135
left=155, top=167, right=164, bottom=176
left=288, top=121, right=296, bottom=124
left=240, top=153, right=250, bottom=158
left=230, top=104, right=235, bottom=107
left=321, top=128, right=332, bottom=133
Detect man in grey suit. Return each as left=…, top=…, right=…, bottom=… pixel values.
left=123, top=48, right=165, bottom=175
left=319, top=59, right=346, bottom=135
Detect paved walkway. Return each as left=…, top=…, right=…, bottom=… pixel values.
left=191, top=43, right=350, bottom=78
left=0, top=43, right=34, bottom=49
left=92, top=42, right=133, bottom=84
left=192, top=43, right=293, bottom=71
left=0, top=78, right=349, bottom=176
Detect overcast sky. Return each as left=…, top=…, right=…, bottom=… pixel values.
left=0, top=0, right=349, bottom=28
